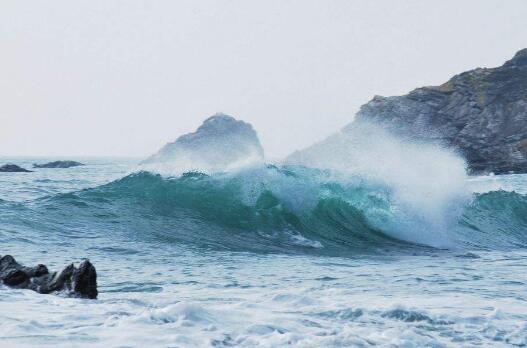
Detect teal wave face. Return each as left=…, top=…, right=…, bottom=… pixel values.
left=26, top=168, right=414, bottom=255
left=459, top=190, right=527, bottom=248
left=6, top=166, right=527, bottom=255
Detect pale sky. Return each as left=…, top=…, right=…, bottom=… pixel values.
left=1, top=0, right=526, bottom=159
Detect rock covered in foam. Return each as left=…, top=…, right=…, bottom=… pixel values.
left=143, top=114, right=264, bottom=172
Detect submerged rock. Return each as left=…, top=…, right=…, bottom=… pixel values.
left=33, top=160, right=84, bottom=168
left=351, top=49, right=527, bottom=175
left=0, top=255, right=98, bottom=299
left=143, top=113, right=264, bottom=173
left=0, top=164, right=33, bottom=172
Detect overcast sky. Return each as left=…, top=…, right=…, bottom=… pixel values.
left=1, top=0, right=526, bottom=159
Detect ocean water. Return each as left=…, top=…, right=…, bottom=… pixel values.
left=1, top=157, right=527, bottom=347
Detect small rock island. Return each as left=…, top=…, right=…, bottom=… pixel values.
left=142, top=113, right=264, bottom=172
left=33, top=160, right=85, bottom=169
left=0, top=164, right=33, bottom=172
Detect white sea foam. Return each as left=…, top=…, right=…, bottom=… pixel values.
left=2, top=251, right=527, bottom=348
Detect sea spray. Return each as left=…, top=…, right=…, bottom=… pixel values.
left=285, top=121, right=470, bottom=247
left=134, top=113, right=472, bottom=248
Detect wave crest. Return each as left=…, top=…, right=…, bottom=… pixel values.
left=31, top=165, right=527, bottom=254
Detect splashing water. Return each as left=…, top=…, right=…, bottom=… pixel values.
left=285, top=121, right=470, bottom=247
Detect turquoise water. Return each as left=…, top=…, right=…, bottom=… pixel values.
left=1, top=157, right=527, bottom=347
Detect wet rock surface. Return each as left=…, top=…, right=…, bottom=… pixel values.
left=0, top=255, right=98, bottom=299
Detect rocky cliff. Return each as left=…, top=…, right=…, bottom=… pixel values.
left=351, top=49, right=527, bottom=174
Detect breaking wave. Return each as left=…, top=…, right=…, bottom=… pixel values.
left=23, top=164, right=527, bottom=255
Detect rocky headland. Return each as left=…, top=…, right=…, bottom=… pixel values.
left=350, top=49, right=527, bottom=174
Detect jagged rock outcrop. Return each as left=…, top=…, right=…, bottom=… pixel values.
left=351, top=49, right=527, bottom=174
left=33, top=161, right=84, bottom=168
left=0, top=255, right=98, bottom=299
left=143, top=113, right=264, bottom=172
left=0, top=164, right=33, bottom=172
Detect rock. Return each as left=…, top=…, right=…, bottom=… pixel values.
left=0, top=164, right=33, bottom=172
left=143, top=113, right=264, bottom=173
left=350, top=48, right=527, bottom=175
left=0, top=254, right=98, bottom=299
left=72, top=260, right=98, bottom=299
left=3, top=269, right=30, bottom=286
left=33, top=161, right=84, bottom=168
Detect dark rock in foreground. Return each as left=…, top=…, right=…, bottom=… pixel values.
left=352, top=49, right=527, bottom=175
left=0, top=255, right=98, bottom=299
left=0, top=164, right=33, bottom=172
left=33, top=160, right=85, bottom=168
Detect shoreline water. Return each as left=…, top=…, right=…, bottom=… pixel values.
left=1, top=158, right=526, bottom=347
